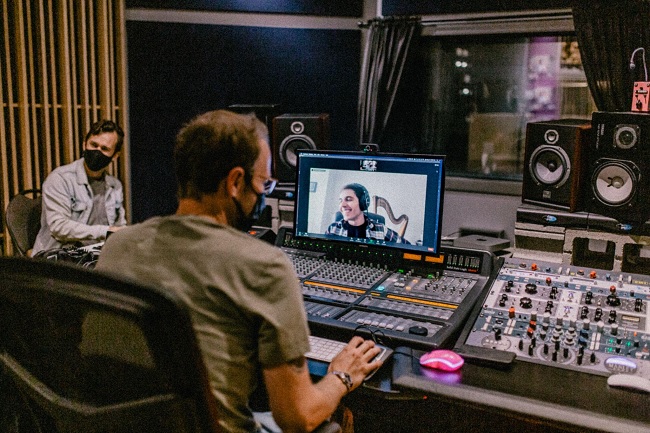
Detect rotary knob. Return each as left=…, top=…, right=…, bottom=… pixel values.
left=606, top=293, right=621, bottom=307
left=520, top=297, right=533, bottom=309
left=635, top=298, right=643, bottom=312
left=525, top=283, right=538, bottom=294
left=608, top=310, right=617, bottom=324
left=545, top=300, right=554, bottom=313
left=594, top=308, right=603, bottom=322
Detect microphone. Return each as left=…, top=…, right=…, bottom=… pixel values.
left=629, top=47, right=647, bottom=80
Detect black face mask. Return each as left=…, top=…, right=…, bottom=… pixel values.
left=232, top=192, right=266, bottom=232
left=83, top=149, right=113, bottom=172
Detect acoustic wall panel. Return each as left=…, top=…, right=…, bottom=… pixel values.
left=127, top=21, right=360, bottom=222
left=382, top=0, right=572, bottom=15
left=126, top=0, right=363, bottom=16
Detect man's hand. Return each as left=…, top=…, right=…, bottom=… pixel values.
left=327, top=336, right=383, bottom=392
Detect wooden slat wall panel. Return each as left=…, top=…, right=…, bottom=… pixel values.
left=1, top=0, right=128, bottom=255
left=37, top=1, right=50, bottom=188
left=0, top=2, right=13, bottom=213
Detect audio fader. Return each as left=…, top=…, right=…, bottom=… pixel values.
left=278, top=228, right=494, bottom=350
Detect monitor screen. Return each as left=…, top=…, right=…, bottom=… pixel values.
left=293, top=150, right=445, bottom=254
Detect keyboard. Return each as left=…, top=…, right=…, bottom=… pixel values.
left=306, top=335, right=393, bottom=377
left=306, top=335, right=348, bottom=363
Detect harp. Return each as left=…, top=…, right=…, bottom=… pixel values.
left=372, top=196, right=409, bottom=238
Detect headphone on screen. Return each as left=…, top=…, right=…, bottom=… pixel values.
left=345, top=183, right=370, bottom=212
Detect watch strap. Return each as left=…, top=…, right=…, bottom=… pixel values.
left=331, top=370, right=353, bottom=392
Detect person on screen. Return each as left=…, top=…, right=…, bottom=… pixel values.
left=325, top=183, right=409, bottom=244
left=96, top=110, right=383, bottom=433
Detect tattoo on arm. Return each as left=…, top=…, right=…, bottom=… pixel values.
left=287, top=356, right=307, bottom=373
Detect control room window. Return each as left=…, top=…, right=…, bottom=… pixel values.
left=419, top=34, right=596, bottom=180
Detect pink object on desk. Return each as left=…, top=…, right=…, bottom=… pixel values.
left=419, top=349, right=464, bottom=372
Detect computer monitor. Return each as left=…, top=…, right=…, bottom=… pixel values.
left=293, top=150, right=445, bottom=254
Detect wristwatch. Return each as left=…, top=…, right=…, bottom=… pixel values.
left=331, top=371, right=353, bottom=392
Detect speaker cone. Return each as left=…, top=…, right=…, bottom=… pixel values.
left=591, top=160, right=638, bottom=206
left=279, top=135, right=316, bottom=168
left=529, top=146, right=571, bottom=187
left=613, top=124, right=639, bottom=149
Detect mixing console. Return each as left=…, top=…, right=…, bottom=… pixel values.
left=460, top=256, right=650, bottom=378
left=277, top=228, right=494, bottom=350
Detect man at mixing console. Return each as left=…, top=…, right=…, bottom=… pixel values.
left=95, top=109, right=384, bottom=433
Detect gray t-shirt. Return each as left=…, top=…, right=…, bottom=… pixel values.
left=95, top=215, right=310, bottom=433
left=88, top=177, right=108, bottom=227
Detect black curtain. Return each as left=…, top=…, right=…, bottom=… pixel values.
left=572, top=0, right=650, bottom=111
left=358, top=16, right=422, bottom=148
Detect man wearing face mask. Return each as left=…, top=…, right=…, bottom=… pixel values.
left=95, top=110, right=383, bottom=433
left=32, top=119, right=127, bottom=256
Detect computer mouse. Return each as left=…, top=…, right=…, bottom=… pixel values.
left=419, top=349, right=464, bottom=372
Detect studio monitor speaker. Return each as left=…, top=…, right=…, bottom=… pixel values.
left=273, top=113, right=329, bottom=183
left=587, top=111, right=650, bottom=225
left=228, top=103, right=281, bottom=143
left=522, top=119, right=591, bottom=211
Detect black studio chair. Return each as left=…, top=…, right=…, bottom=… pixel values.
left=0, top=258, right=341, bottom=433
left=0, top=257, right=220, bottom=433
left=4, top=189, right=42, bottom=256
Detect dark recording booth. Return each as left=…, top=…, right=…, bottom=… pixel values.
left=2, top=1, right=650, bottom=432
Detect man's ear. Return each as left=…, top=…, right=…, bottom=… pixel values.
left=226, top=166, right=246, bottom=197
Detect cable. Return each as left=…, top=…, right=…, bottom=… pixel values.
left=629, top=47, right=648, bottom=81
left=353, top=324, right=394, bottom=347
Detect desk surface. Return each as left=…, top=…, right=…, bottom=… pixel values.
left=390, top=347, right=650, bottom=433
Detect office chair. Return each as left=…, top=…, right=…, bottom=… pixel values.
left=0, top=257, right=341, bottom=433
left=5, top=189, right=42, bottom=256
left=0, top=257, right=220, bottom=433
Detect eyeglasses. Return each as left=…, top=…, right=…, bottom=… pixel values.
left=250, top=174, right=277, bottom=195
left=261, top=177, right=277, bottom=194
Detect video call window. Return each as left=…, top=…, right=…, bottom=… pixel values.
left=293, top=150, right=445, bottom=254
